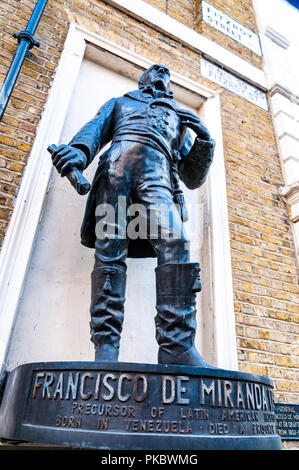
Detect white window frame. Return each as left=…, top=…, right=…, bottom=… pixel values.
left=0, top=24, right=238, bottom=373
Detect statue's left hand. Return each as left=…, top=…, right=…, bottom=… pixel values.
left=178, top=109, right=211, bottom=140
left=51, top=144, right=88, bottom=177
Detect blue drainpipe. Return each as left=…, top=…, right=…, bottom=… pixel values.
left=0, top=0, right=48, bottom=121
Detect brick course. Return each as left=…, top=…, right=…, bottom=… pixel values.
left=144, top=0, right=196, bottom=29
left=0, top=0, right=298, bottom=441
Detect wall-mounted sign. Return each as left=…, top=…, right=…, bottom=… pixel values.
left=202, top=1, right=262, bottom=56
left=275, top=403, right=299, bottom=440
left=201, top=58, right=269, bottom=111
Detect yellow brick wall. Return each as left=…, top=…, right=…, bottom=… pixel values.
left=0, top=0, right=298, bottom=445
left=220, top=91, right=299, bottom=403
left=0, top=0, right=67, bottom=243
left=144, top=0, right=196, bottom=29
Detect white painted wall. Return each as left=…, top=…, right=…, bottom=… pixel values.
left=253, top=0, right=299, bottom=260
left=253, top=0, right=299, bottom=95
left=6, top=59, right=208, bottom=369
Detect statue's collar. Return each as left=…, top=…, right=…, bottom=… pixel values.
left=124, top=88, right=178, bottom=109
left=140, top=84, right=174, bottom=99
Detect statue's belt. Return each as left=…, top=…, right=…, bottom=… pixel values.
left=112, top=133, right=174, bottom=163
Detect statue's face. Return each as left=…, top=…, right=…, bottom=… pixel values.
left=141, top=64, right=171, bottom=92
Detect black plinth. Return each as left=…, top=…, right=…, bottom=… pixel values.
left=0, top=361, right=282, bottom=450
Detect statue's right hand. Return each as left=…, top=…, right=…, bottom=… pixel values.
left=51, top=144, right=88, bottom=177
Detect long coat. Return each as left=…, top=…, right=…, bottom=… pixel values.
left=68, top=89, right=215, bottom=258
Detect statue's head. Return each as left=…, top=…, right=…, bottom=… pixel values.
left=138, top=64, right=171, bottom=94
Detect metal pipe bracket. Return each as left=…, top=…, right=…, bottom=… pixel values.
left=12, top=30, right=40, bottom=49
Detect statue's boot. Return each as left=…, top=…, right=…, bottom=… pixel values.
left=90, top=265, right=126, bottom=362
left=155, top=262, right=212, bottom=367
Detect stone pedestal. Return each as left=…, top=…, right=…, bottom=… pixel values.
left=0, top=361, right=282, bottom=450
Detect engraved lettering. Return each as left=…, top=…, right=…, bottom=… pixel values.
left=254, top=384, right=262, bottom=410
left=70, top=402, right=136, bottom=417
left=55, top=415, right=81, bottom=428
left=78, top=403, right=84, bottom=414
left=69, top=416, right=74, bottom=427
left=268, top=389, right=275, bottom=412
left=162, top=376, right=175, bottom=404
left=180, top=408, right=209, bottom=420
left=42, top=373, right=54, bottom=399
left=53, top=373, right=64, bottom=400
left=209, top=423, right=229, bottom=434
left=200, top=379, right=215, bottom=407
left=133, top=375, right=147, bottom=402
left=124, top=419, right=192, bottom=434
left=252, top=423, right=276, bottom=434
left=224, top=381, right=234, bottom=408
left=97, top=418, right=109, bottom=430
left=237, top=382, right=245, bottom=409
left=101, top=373, right=116, bottom=401
left=246, top=382, right=255, bottom=409
left=148, top=420, right=154, bottom=432
left=85, top=403, right=91, bottom=415
left=197, top=408, right=208, bottom=420
left=65, top=372, right=79, bottom=400
left=79, top=373, right=93, bottom=400
left=140, top=420, right=146, bottom=432
left=32, top=372, right=45, bottom=398
left=27, top=368, right=279, bottom=444
left=62, top=416, right=67, bottom=426
left=177, top=376, right=190, bottom=405
left=217, top=379, right=222, bottom=407
left=117, top=374, right=131, bottom=402
left=239, top=424, right=245, bottom=434
left=164, top=421, right=170, bottom=433
left=262, top=386, right=268, bottom=411
left=222, top=410, right=259, bottom=422
left=151, top=407, right=165, bottom=418
left=94, top=373, right=101, bottom=400
left=91, top=404, right=98, bottom=415
left=133, top=420, right=138, bottom=431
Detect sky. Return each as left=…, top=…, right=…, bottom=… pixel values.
left=284, top=0, right=299, bottom=9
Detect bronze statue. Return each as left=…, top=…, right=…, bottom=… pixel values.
left=50, top=64, right=215, bottom=366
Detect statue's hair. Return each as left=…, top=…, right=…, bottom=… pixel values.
left=138, top=64, right=171, bottom=93
left=138, top=66, right=154, bottom=89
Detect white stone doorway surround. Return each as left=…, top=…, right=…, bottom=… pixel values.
left=0, top=24, right=238, bottom=374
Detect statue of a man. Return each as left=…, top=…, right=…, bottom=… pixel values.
left=51, top=64, right=215, bottom=366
